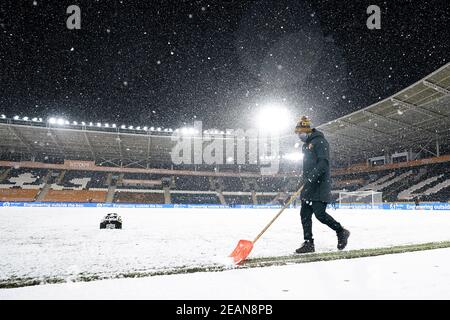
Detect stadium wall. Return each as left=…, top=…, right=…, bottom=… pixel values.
left=0, top=160, right=271, bottom=178
left=1, top=155, right=448, bottom=178
left=0, top=189, right=39, bottom=202
left=333, top=155, right=450, bottom=176
left=1, top=201, right=449, bottom=210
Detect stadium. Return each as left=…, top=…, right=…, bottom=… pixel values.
left=0, top=63, right=449, bottom=299
left=1, top=1, right=449, bottom=302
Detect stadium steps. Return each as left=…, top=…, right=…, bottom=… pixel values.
left=105, top=173, right=112, bottom=186
left=217, top=191, right=226, bottom=205
left=56, top=171, right=66, bottom=184
left=398, top=175, right=445, bottom=200
left=251, top=190, right=257, bottom=205
left=371, top=171, right=413, bottom=192
left=0, top=168, right=11, bottom=182
left=106, top=174, right=122, bottom=203
left=421, top=183, right=450, bottom=202
left=359, top=172, right=395, bottom=191
left=421, top=178, right=450, bottom=197
left=34, top=170, right=55, bottom=201
left=164, top=187, right=171, bottom=204
left=413, top=174, right=447, bottom=194
left=382, top=172, right=420, bottom=197
left=106, top=185, right=116, bottom=203
left=116, top=173, right=124, bottom=186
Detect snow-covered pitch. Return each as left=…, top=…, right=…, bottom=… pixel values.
left=1, top=206, right=450, bottom=299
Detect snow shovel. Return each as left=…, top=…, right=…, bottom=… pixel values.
left=229, top=185, right=304, bottom=265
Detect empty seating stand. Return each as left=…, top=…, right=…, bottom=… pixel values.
left=0, top=189, right=39, bottom=201
left=224, top=194, right=253, bottom=205
left=172, top=175, right=211, bottom=191
left=113, top=191, right=165, bottom=204
left=171, top=193, right=220, bottom=204
left=43, top=190, right=107, bottom=202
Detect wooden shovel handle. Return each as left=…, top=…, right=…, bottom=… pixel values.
left=253, top=185, right=303, bottom=243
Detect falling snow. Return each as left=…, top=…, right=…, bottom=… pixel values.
left=0, top=1, right=448, bottom=130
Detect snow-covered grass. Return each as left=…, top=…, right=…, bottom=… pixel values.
left=1, top=207, right=450, bottom=283
left=2, top=248, right=450, bottom=299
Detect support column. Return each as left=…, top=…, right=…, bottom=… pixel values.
left=35, top=170, right=54, bottom=201
left=106, top=185, right=117, bottom=203
left=217, top=191, right=226, bottom=205
left=436, top=135, right=440, bottom=157
left=164, top=187, right=171, bottom=204
left=251, top=190, right=258, bottom=205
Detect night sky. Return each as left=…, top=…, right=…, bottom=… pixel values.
left=0, top=0, right=448, bottom=130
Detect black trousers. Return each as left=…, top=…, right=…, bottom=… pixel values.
left=300, top=200, right=342, bottom=241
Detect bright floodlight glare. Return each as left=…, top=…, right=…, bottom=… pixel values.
left=23, top=116, right=29, bottom=121
left=143, top=126, right=148, bottom=131
left=120, top=125, right=126, bottom=129
left=48, top=117, right=56, bottom=124
left=129, top=125, right=133, bottom=129
left=1, top=114, right=6, bottom=119
left=57, top=118, right=65, bottom=125
left=256, top=104, right=291, bottom=132
left=157, top=127, right=161, bottom=131
left=73, top=121, right=78, bottom=125
left=81, top=122, right=86, bottom=126
left=89, top=122, right=93, bottom=126
left=104, top=123, right=109, bottom=128
left=97, top=122, right=101, bottom=127
left=150, top=127, right=155, bottom=131
left=112, top=124, right=116, bottom=128
left=13, top=115, right=19, bottom=120
left=32, top=117, right=37, bottom=121
left=284, top=152, right=303, bottom=162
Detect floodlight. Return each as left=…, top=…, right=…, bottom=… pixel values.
left=256, top=104, right=291, bottom=133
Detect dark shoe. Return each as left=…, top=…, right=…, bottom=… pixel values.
left=337, top=228, right=350, bottom=250
left=295, top=240, right=315, bottom=254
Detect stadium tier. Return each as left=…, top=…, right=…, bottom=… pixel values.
left=0, top=64, right=448, bottom=205
left=0, top=155, right=449, bottom=204
left=113, top=191, right=165, bottom=204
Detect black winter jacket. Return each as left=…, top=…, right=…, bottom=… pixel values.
left=300, top=129, right=332, bottom=203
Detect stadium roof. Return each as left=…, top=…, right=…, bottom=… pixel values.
left=0, top=63, right=449, bottom=168
left=0, top=122, right=182, bottom=166
left=317, top=62, right=450, bottom=163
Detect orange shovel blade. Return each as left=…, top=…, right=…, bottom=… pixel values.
left=229, top=239, right=254, bottom=265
